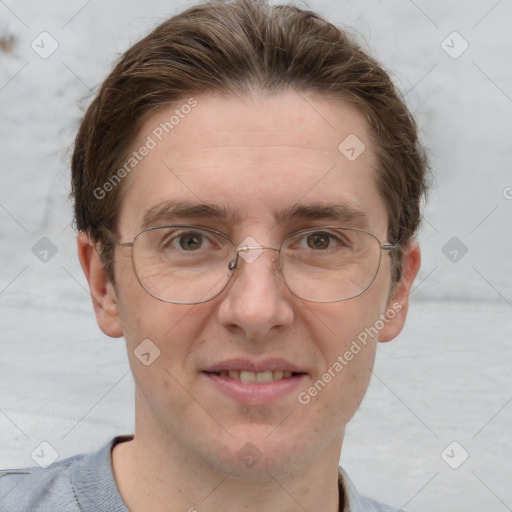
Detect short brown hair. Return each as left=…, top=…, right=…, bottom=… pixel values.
left=71, top=0, right=429, bottom=284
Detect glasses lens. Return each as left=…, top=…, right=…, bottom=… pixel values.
left=132, top=226, right=236, bottom=304
left=279, top=228, right=382, bottom=302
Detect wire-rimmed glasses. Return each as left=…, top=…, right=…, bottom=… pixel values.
left=115, top=224, right=399, bottom=304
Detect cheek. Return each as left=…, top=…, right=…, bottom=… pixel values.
left=299, top=286, right=386, bottom=416
left=113, top=252, right=212, bottom=378
left=116, top=296, right=215, bottom=424
left=309, top=289, right=384, bottom=357
left=119, top=298, right=210, bottom=366
left=115, top=248, right=185, bottom=340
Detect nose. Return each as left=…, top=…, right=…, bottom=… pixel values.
left=217, top=246, right=295, bottom=339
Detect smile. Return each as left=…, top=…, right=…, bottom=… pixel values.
left=203, top=370, right=307, bottom=406
left=216, top=370, right=294, bottom=383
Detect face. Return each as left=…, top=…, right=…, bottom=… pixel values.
left=82, top=90, right=419, bottom=479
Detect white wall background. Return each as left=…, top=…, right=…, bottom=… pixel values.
left=0, top=1, right=511, bottom=511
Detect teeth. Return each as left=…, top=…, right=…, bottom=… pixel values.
left=218, top=370, right=294, bottom=383
left=273, top=370, right=284, bottom=380
left=240, top=371, right=256, bottom=383
left=256, top=371, right=273, bottom=383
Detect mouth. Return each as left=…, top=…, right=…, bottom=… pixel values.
left=201, top=361, right=308, bottom=405
left=206, top=369, right=301, bottom=383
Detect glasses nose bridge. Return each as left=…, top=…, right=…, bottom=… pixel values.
left=236, top=244, right=280, bottom=253
left=228, top=243, right=281, bottom=271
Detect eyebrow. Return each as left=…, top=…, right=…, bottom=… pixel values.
left=141, top=200, right=241, bottom=229
left=140, top=200, right=369, bottom=230
left=274, top=202, right=369, bottom=229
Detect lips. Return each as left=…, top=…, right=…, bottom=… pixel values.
left=202, top=358, right=307, bottom=405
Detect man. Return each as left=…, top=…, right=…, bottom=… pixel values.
left=0, top=1, right=428, bottom=510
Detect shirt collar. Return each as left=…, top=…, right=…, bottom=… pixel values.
left=338, top=466, right=384, bottom=511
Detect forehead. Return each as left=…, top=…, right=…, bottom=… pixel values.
left=118, top=91, right=388, bottom=237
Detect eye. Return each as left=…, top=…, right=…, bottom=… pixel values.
left=301, top=231, right=350, bottom=250
left=306, top=232, right=331, bottom=250
left=177, top=232, right=203, bottom=251
left=160, top=230, right=213, bottom=252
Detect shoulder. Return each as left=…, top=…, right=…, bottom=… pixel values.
left=0, top=453, right=84, bottom=511
left=339, top=467, right=406, bottom=512
left=0, top=436, right=131, bottom=512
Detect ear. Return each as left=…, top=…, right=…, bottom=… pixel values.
left=77, top=231, right=124, bottom=338
left=378, top=240, right=421, bottom=343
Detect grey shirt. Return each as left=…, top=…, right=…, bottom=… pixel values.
left=0, top=435, right=403, bottom=511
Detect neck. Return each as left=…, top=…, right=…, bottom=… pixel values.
left=112, top=423, right=343, bottom=512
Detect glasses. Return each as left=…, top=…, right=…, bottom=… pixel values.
left=115, top=224, right=399, bottom=304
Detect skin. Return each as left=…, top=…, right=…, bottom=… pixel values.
left=78, top=90, right=420, bottom=512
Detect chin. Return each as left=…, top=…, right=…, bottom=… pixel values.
left=199, top=427, right=322, bottom=481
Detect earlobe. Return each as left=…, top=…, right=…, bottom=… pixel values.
left=378, top=240, right=421, bottom=343
left=77, top=231, right=124, bottom=338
